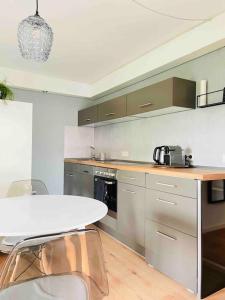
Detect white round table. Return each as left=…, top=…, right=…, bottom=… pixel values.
left=0, top=195, right=107, bottom=237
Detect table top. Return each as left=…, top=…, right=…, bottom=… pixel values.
left=0, top=195, right=107, bottom=236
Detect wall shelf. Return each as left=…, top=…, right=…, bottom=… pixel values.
left=197, top=88, right=225, bottom=108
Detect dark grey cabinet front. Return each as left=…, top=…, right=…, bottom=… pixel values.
left=98, top=96, right=126, bottom=122
left=126, top=77, right=196, bottom=116
left=78, top=106, right=98, bottom=126
left=127, top=79, right=172, bottom=116
left=118, top=182, right=145, bottom=253
left=64, top=170, right=81, bottom=196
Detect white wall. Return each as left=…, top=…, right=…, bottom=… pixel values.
left=64, top=126, right=94, bottom=158
left=94, top=47, right=225, bottom=167
left=15, top=89, right=92, bottom=194
left=0, top=101, right=32, bottom=197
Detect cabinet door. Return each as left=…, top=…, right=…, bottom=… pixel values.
left=146, top=189, right=197, bottom=237
left=146, top=174, right=197, bottom=198
left=118, top=183, right=145, bottom=248
left=145, top=220, right=197, bottom=293
left=98, top=96, right=126, bottom=122
left=117, top=170, right=146, bottom=187
left=80, top=173, right=94, bottom=198
left=126, top=78, right=173, bottom=116
left=64, top=171, right=81, bottom=196
left=78, top=106, right=98, bottom=126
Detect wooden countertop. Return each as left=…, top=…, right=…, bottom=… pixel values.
left=64, top=159, right=225, bottom=181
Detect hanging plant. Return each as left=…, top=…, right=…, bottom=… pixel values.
left=0, top=82, right=14, bottom=101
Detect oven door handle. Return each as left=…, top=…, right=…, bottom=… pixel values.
left=104, top=181, right=114, bottom=185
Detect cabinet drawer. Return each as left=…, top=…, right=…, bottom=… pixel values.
left=146, top=174, right=197, bottom=198
left=78, top=106, right=98, bottom=126
left=146, top=190, right=197, bottom=236
left=64, top=163, right=79, bottom=173
left=117, top=170, right=145, bottom=187
left=145, top=220, right=197, bottom=293
left=126, top=79, right=172, bottom=116
left=78, top=164, right=94, bottom=175
left=118, top=183, right=145, bottom=248
left=98, top=96, right=126, bottom=122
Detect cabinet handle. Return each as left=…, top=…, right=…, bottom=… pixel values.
left=121, top=176, right=136, bottom=180
left=105, top=112, right=115, bottom=117
left=122, top=189, right=136, bottom=194
left=156, top=198, right=177, bottom=205
left=65, top=173, right=74, bottom=177
left=212, top=187, right=224, bottom=192
left=105, top=181, right=114, bottom=185
left=156, top=231, right=177, bottom=241
left=139, top=102, right=152, bottom=108
left=85, top=118, right=91, bottom=122
left=156, top=182, right=176, bottom=188
left=82, top=170, right=89, bottom=174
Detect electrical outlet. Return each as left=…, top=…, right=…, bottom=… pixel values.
left=121, top=151, right=129, bottom=157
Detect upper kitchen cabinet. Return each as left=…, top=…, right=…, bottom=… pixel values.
left=78, top=105, right=98, bottom=126
left=126, top=77, right=196, bottom=117
left=98, top=96, right=126, bottom=122
left=77, top=77, right=196, bottom=126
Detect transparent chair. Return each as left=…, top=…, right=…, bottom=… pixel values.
left=0, top=180, right=49, bottom=253
left=7, top=179, right=48, bottom=197
left=0, top=228, right=108, bottom=299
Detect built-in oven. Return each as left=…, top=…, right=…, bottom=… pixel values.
left=94, top=168, right=117, bottom=219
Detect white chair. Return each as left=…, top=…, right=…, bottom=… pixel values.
left=0, top=228, right=108, bottom=300
left=0, top=180, right=48, bottom=253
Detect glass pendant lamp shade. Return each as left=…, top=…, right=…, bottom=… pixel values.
left=18, top=0, right=53, bottom=62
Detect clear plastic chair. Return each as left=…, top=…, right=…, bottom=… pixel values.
left=0, top=180, right=49, bottom=253
left=7, top=179, right=48, bottom=197
left=0, top=228, right=108, bottom=299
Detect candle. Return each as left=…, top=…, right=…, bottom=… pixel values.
left=198, top=80, right=208, bottom=107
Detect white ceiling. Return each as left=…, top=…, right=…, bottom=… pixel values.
left=1, top=0, right=225, bottom=85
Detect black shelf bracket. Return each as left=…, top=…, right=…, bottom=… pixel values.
left=197, top=87, right=225, bottom=108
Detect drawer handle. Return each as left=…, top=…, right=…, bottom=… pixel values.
left=139, top=102, right=152, bottom=108
left=121, top=176, right=136, bottom=180
left=105, top=112, right=115, bottom=117
left=156, top=231, right=177, bottom=241
left=85, top=118, right=91, bottom=122
left=122, top=189, right=136, bottom=194
left=65, top=173, right=73, bottom=177
left=156, top=198, right=177, bottom=205
left=156, top=182, right=176, bottom=188
left=82, top=170, right=89, bottom=173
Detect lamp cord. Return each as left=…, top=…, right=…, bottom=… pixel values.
left=131, top=0, right=210, bottom=22
left=35, top=0, right=39, bottom=16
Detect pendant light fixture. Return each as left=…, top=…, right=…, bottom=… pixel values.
left=18, top=0, right=53, bottom=62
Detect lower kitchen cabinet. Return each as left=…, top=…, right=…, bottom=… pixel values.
left=64, top=163, right=94, bottom=197
left=64, top=163, right=81, bottom=196
left=79, top=165, right=94, bottom=198
left=117, top=182, right=145, bottom=253
left=145, top=220, right=197, bottom=293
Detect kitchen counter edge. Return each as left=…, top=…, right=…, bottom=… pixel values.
left=64, top=159, right=225, bottom=181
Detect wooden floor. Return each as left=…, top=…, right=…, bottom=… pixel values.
left=0, top=228, right=225, bottom=300
left=98, top=228, right=225, bottom=300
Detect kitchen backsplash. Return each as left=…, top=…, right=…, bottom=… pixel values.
left=64, top=126, right=94, bottom=158
left=94, top=105, right=225, bottom=166
left=94, top=46, right=225, bottom=167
